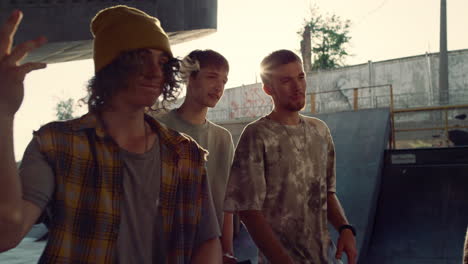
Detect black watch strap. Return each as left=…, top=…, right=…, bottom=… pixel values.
left=338, top=224, right=356, bottom=236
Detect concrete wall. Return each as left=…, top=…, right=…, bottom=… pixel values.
left=309, top=49, right=468, bottom=110
left=207, top=49, right=468, bottom=123
left=208, top=83, right=272, bottom=123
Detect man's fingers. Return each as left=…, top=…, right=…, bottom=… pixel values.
left=343, top=244, right=357, bottom=264
left=18, top=61, right=47, bottom=76
left=347, top=251, right=357, bottom=264
left=335, top=243, right=344, bottom=259
left=7, top=36, right=47, bottom=65
left=0, top=10, right=23, bottom=57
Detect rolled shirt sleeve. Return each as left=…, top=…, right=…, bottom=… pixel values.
left=195, top=166, right=222, bottom=246
left=325, top=127, right=337, bottom=193
left=19, top=137, right=55, bottom=211
left=224, top=125, right=266, bottom=212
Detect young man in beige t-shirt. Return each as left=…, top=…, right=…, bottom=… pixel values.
left=156, top=50, right=242, bottom=263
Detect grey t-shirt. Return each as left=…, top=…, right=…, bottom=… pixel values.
left=155, top=109, right=235, bottom=228
left=19, top=133, right=220, bottom=263
left=224, top=115, right=336, bottom=263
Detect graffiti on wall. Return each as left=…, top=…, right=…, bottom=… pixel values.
left=229, top=84, right=271, bottom=119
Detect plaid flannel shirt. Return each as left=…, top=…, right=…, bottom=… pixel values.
left=34, top=113, right=208, bottom=264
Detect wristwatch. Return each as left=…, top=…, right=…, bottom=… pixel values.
left=338, top=224, right=356, bottom=236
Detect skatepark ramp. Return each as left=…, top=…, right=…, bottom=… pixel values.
left=362, top=147, right=468, bottom=264
left=314, top=108, right=468, bottom=264
left=311, top=108, right=391, bottom=264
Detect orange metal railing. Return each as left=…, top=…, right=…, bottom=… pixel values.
left=308, top=85, right=468, bottom=149
left=392, top=104, right=468, bottom=148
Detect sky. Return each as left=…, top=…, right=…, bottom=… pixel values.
left=13, top=0, right=468, bottom=160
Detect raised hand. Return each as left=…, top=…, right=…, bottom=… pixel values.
left=0, top=10, right=47, bottom=116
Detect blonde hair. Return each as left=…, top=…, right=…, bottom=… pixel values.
left=180, top=56, right=201, bottom=84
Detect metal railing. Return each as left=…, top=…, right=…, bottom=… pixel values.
left=308, top=85, right=468, bottom=149
left=308, top=84, right=397, bottom=115
left=392, top=104, right=468, bottom=149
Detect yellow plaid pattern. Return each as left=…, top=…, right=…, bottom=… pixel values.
left=34, top=113, right=208, bottom=264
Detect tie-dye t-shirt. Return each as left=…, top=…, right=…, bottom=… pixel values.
left=224, top=115, right=336, bottom=263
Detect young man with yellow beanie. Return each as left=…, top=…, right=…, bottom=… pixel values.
left=0, top=6, right=222, bottom=264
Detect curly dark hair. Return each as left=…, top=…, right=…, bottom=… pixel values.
left=84, top=49, right=181, bottom=113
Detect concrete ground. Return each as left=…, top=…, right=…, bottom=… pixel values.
left=0, top=223, right=259, bottom=264
left=0, top=224, right=46, bottom=263
left=0, top=238, right=45, bottom=264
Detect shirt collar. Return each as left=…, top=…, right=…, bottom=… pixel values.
left=71, top=112, right=189, bottom=154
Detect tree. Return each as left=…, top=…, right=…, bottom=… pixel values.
left=299, top=7, right=351, bottom=71
left=55, top=98, right=75, bottom=120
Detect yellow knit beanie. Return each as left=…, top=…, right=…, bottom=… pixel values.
left=91, top=5, right=172, bottom=73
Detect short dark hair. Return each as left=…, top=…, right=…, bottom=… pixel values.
left=84, top=48, right=181, bottom=113
left=260, top=49, right=302, bottom=85
left=180, top=49, right=229, bottom=84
